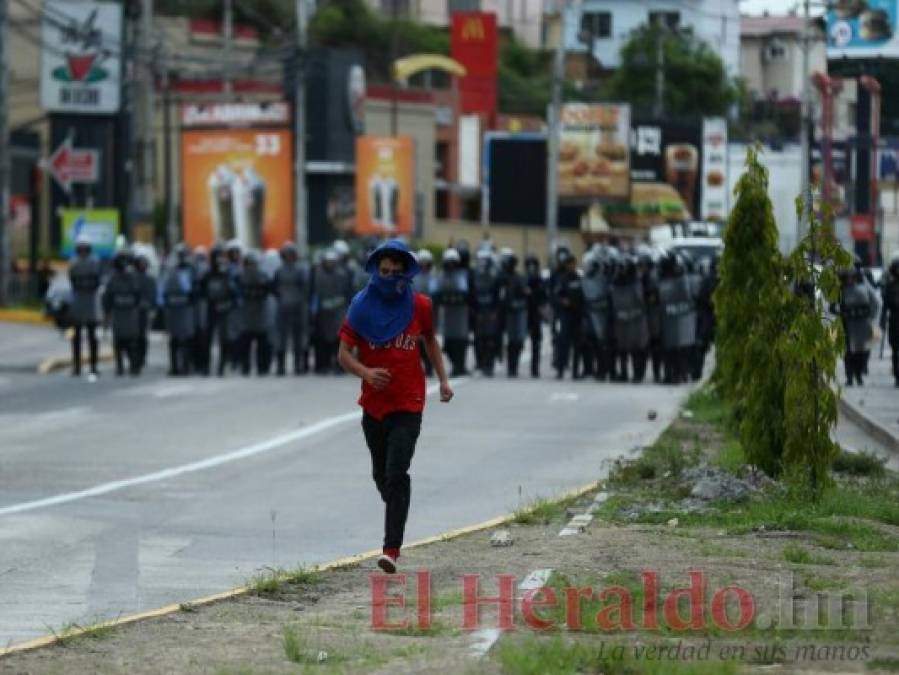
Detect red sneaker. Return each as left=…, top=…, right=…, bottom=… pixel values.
left=377, top=547, right=400, bottom=574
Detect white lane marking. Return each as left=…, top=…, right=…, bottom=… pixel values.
left=550, top=392, right=579, bottom=402
left=0, top=379, right=460, bottom=518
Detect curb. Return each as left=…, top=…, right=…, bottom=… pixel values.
left=37, top=351, right=115, bottom=375
left=838, top=396, right=899, bottom=454
left=0, top=479, right=602, bottom=659
left=0, top=309, right=51, bottom=326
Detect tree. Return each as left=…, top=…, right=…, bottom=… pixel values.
left=778, top=200, right=851, bottom=496
left=713, top=148, right=790, bottom=477
left=608, top=23, right=738, bottom=117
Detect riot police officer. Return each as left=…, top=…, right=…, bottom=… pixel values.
left=881, top=253, right=899, bottom=387
left=68, top=234, right=102, bottom=379
left=472, top=249, right=502, bottom=376
left=837, top=266, right=878, bottom=386
left=524, top=254, right=548, bottom=378
left=414, top=249, right=437, bottom=376
left=610, top=255, right=650, bottom=383
left=658, top=251, right=697, bottom=384
left=240, top=251, right=273, bottom=375
left=102, top=248, right=142, bottom=376
left=312, top=248, right=352, bottom=374
left=552, top=250, right=583, bottom=380
left=693, top=255, right=719, bottom=381
left=498, top=249, right=528, bottom=377
left=201, top=245, right=239, bottom=376
left=134, top=252, right=157, bottom=372
left=434, top=248, right=470, bottom=377
left=273, top=242, right=311, bottom=376
left=161, top=244, right=198, bottom=376
left=581, top=251, right=614, bottom=381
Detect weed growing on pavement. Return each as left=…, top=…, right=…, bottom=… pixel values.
left=250, top=565, right=322, bottom=595
left=49, top=617, right=118, bottom=646
left=685, top=387, right=729, bottom=426
left=803, top=574, right=848, bottom=592
left=868, top=658, right=899, bottom=672
left=782, top=544, right=835, bottom=566
left=512, top=495, right=578, bottom=525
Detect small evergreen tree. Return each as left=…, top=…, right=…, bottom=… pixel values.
left=778, top=199, right=851, bottom=496
left=714, top=148, right=790, bottom=476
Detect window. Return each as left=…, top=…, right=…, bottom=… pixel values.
left=448, top=0, right=480, bottom=13
left=580, top=11, right=612, bottom=39
left=648, top=11, right=680, bottom=29
left=381, top=0, right=411, bottom=16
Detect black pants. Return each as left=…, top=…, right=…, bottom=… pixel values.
left=474, top=334, right=499, bottom=376
left=891, top=341, right=899, bottom=384
left=314, top=339, right=339, bottom=374
left=362, top=411, right=422, bottom=550
left=114, top=336, right=140, bottom=375
left=618, top=350, right=648, bottom=383
left=169, top=338, right=194, bottom=376
left=72, top=323, right=98, bottom=375
left=844, top=350, right=868, bottom=385
left=554, top=317, right=580, bottom=378
left=528, top=330, right=542, bottom=377
left=444, top=338, right=468, bottom=377
left=136, top=312, right=150, bottom=371
left=276, top=311, right=307, bottom=375
left=507, top=340, right=523, bottom=377
left=242, top=331, right=271, bottom=375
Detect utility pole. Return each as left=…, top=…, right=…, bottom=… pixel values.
left=163, top=62, right=178, bottom=250
left=545, top=0, right=567, bottom=263
left=0, top=0, right=9, bottom=305
left=799, top=0, right=812, bottom=242
left=653, top=19, right=665, bottom=119
left=131, top=0, right=156, bottom=242
left=294, top=0, right=308, bottom=254
left=390, top=0, right=399, bottom=136
left=224, top=0, right=233, bottom=97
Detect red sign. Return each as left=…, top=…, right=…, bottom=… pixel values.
left=451, top=12, right=498, bottom=117
left=44, top=135, right=99, bottom=193
left=850, top=214, right=875, bottom=241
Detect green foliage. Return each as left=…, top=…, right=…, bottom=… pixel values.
left=608, top=24, right=739, bottom=117
left=778, top=199, right=851, bottom=496
left=833, top=449, right=888, bottom=478
left=714, top=147, right=790, bottom=477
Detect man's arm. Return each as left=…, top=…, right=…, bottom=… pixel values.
left=337, top=340, right=390, bottom=390
left=423, top=333, right=454, bottom=402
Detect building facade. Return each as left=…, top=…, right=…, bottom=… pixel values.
left=557, top=0, right=741, bottom=75
left=366, top=0, right=546, bottom=48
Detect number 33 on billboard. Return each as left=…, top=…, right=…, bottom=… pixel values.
left=255, top=134, right=281, bottom=156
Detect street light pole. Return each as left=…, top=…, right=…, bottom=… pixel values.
left=0, top=0, right=9, bottom=305
left=799, top=0, right=812, bottom=242
left=545, top=0, right=568, bottom=264
left=294, top=0, right=308, bottom=254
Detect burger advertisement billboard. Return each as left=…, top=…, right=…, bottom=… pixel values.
left=828, top=0, right=899, bottom=58
left=558, top=104, right=631, bottom=200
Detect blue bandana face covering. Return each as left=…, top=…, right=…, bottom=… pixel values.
left=347, top=240, right=419, bottom=345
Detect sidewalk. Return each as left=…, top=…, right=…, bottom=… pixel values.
left=839, top=346, right=899, bottom=454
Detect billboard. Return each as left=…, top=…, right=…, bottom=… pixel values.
left=828, top=0, right=899, bottom=58
left=181, top=129, right=294, bottom=249
left=451, top=13, right=498, bottom=117
left=630, top=119, right=703, bottom=218
left=700, top=117, right=729, bottom=222
left=40, top=1, right=122, bottom=114
left=355, top=136, right=414, bottom=236
left=558, top=104, right=631, bottom=200
left=484, top=134, right=547, bottom=226
left=61, top=208, right=120, bottom=259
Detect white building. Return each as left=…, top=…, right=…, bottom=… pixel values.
left=557, top=0, right=741, bottom=75
left=366, top=0, right=546, bottom=49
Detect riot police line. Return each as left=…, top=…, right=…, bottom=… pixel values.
left=62, top=228, right=897, bottom=387
left=63, top=233, right=724, bottom=383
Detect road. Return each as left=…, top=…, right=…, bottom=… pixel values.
left=0, top=325, right=694, bottom=647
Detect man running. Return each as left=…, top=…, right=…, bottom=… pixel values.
left=338, top=240, right=454, bottom=574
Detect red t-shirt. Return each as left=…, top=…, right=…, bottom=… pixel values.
left=338, top=293, right=435, bottom=421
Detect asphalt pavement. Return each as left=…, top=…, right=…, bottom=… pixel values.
left=0, top=322, right=695, bottom=647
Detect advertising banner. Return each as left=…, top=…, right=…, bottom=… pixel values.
left=181, top=128, right=294, bottom=250
left=828, top=0, right=899, bottom=58
left=40, top=1, right=122, bottom=114
left=451, top=12, right=498, bottom=117
left=458, top=114, right=481, bottom=189
left=355, top=136, right=414, bottom=236
left=61, top=208, right=119, bottom=259
left=558, top=104, right=631, bottom=200
left=630, top=119, right=703, bottom=219
left=700, top=117, right=729, bottom=222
